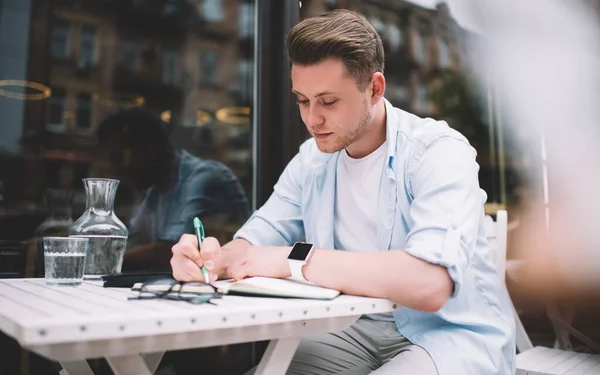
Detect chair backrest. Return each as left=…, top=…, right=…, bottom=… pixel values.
left=484, top=210, right=508, bottom=281
left=485, top=210, right=536, bottom=354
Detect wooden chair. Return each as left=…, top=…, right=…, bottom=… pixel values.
left=485, top=210, right=600, bottom=374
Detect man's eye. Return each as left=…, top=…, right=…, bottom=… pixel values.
left=297, top=100, right=309, bottom=106
left=322, top=100, right=337, bottom=108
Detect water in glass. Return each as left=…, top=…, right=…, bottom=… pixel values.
left=43, top=237, right=88, bottom=286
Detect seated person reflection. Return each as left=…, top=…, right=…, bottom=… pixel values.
left=96, top=108, right=251, bottom=271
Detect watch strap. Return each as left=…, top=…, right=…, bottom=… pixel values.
left=288, top=259, right=308, bottom=282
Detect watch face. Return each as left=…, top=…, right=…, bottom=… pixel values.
left=288, top=242, right=313, bottom=261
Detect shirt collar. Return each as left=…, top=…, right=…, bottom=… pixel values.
left=383, top=97, right=399, bottom=173
left=310, top=97, right=399, bottom=174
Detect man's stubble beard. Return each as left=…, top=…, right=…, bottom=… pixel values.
left=316, top=100, right=373, bottom=154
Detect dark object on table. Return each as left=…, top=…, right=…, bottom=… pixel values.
left=101, top=271, right=173, bottom=288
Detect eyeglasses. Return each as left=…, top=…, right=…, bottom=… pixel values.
left=128, top=278, right=223, bottom=305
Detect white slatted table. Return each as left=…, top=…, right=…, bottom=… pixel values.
left=0, top=278, right=397, bottom=375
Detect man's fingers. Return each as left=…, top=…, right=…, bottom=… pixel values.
left=172, top=235, right=221, bottom=281
left=200, top=237, right=221, bottom=271
left=171, top=256, right=203, bottom=282
left=173, top=234, right=202, bottom=265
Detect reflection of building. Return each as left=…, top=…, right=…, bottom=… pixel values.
left=20, top=0, right=255, bottom=208
left=300, top=0, right=466, bottom=117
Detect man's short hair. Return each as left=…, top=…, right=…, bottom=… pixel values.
left=286, top=9, right=385, bottom=90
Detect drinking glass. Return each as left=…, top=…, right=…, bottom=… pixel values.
left=43, top=237, right=89, bottom=286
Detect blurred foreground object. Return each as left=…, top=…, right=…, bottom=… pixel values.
left=449, top=0, right=600, bottom=301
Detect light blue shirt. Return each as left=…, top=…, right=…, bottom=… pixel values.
left=234, top=99, right=516, bottom=375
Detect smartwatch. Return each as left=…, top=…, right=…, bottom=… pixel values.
left=287, top=242, right=315, bottom=282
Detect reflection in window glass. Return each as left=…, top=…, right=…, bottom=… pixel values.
left=201, top=50, right=218, bottom=84
left=236, top=59, right=253, bottom=104
left=203, top=0, right=224, bottom=22
left=47, top=88, right=66, bottom=132
left=76, top=93, right=93, bottom=131
left=79, top=26, right=97, bottom=68
left=386, top=22, right=402, bottom=54
left=387, top=83, right=408, bottom=109
left=416, top=84, right=428, bottom=115
left=163, top=0, right=179, bottom=15
left=51, top=20, right=70, bottom=59
left=439, top=39, right=450, bottom=68
left=369, top=16, right=385, bottom=36
left=44, top=161, right=61, bottom=189
left=161, top=49, right=179, bottom=85
left=121, top=39, right=139, bottom=71
left=0, top=0, right=255, bottom=301
left=414, top=31, right=426, bottom=63
left=238, top=3, right=254, bottom=38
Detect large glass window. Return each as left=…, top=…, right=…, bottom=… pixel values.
left=0, top=0, right=258, bottom=370
left=0, top=0, right=256, bottom=280
left=0, top=0, right=272, bottom=373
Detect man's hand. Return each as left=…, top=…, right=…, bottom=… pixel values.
left=229, top=246, right=292, bottom=281
left=171, top=234, right=222, bottom=282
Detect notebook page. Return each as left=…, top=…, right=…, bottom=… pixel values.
left=227, top=277, right=340, bottom=299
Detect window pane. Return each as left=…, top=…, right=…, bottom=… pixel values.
left=79, top=26, right=97, bottom=67
left=47, top=88, right=66, bottom=131
left=51, top=20, right=70, bottom=59
left=0, top=1, right=257, bottom=299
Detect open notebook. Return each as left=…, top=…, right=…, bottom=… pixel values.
left=132, top=277, right=341, bottom=300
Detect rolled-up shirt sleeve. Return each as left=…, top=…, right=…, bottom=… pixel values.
left=404, top=136, right=484, bottom=297
left=233, top=149, right=306, bottom=247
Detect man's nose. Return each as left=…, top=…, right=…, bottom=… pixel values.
left=304, top=104, right=324, bottom=128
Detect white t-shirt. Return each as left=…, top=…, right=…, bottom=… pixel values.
left=334, top=141, right=394, bottom=321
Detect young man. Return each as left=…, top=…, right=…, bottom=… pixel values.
left=171, top=9, right=515, bottom=375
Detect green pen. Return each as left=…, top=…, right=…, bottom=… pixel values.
left=193, top=217, right=211, bottom=284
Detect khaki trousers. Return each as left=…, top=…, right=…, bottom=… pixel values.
left=247, top=317, right=438, bottom=375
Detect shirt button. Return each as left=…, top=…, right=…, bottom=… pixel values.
left=451, top=222, right=458, bottom=230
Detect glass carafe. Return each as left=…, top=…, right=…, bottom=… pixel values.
left=69, top=178, right=128, bottom=279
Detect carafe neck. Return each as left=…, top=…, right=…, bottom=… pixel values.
left=83, top=178, right=119, bottom=215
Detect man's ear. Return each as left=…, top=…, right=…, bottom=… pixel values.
left=370, top=72, right=386, bottom=104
